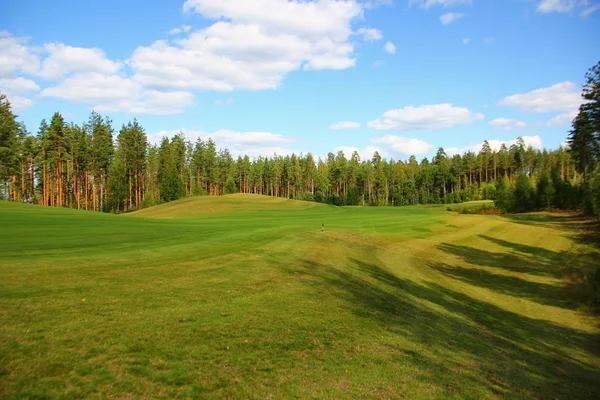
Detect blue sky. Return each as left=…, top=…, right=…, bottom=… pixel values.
left=1, top=0, right=599, bottom=161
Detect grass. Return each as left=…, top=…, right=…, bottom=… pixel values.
left=1, top=194, right=599, bottom=399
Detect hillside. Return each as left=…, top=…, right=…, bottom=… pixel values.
left=130, top=193, right=325, bottom=219
left=1, top=198, right=599, bottom=399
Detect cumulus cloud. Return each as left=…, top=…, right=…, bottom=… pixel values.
left=126, top=0, right=363, bottom=91
left=547, top=110, right=578, bottom=126
left=0, top=31, right=40, bottom=76
left=356, top=27, right=383, bottom=41
left=367, top=104, right=484, bottom=131
left=498, top=81, right=583, bottom=113
left=150, top=128, right=298, bottom=158
left=384, top=41, right=396, bottom=54
left=439, top=12, right=464, bottom=25
left=489, top=118, right=528, bottom=131
left=0, top=77, right=39, bottom=94
left=1, top=0, right=371, bottom=114
left=372, top=135, right=433, bottom=155
left=0, top=77, right=40, bottom=111
left=40, top=72, right=194, bottom=115
left=446, top=135, right=543, bottom=156
left=7, top=96, right=34, bottom=112
left=409, top=0, right=472, bottom=9
left=329, top=121, right=361, bottom=130
left=37, top=43, right=122, bottom=80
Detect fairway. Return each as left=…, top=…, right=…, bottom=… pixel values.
left=1, top=195, right=599, bottom=399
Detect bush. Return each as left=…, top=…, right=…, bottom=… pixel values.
left=224, top=177, right=237, bottom=194
left=512, top=173, right=534, bottom=213
left=301, top=192, right=315, bottom=202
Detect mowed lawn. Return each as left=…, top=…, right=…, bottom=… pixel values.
left=1, top=194, right=599, bottom=399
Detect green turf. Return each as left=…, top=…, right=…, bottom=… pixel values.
left=1, top=194, right=599, bottom=399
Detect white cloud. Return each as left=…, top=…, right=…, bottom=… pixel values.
left=367, top=104, right=484, bottom=131
left=329, top=121, right=361, bottom=130
left=446, top=135, right=543, bottom=156
left=537, top=0, right=577, bottom=13
left=7, top=96, right=34, bottom=112
left=440, top=12, right=464, bottom=25
left=384, top=41, right=396, bottom=54
left=498, top=81, right=582, bottom=113
left=372, top=135, right=433, bottom=155
left=409, top=0, right=472, bottom=9
left=547, top=110, right=578, bottom=126
left=373, top=60, right=385, bottom=67
left=132, top=0, right=363, bottom=91
left=214, top=98, right=234, bottom=105
left=581, top=3, right=600, bottom=16
left=356, top=27, right=383, bottom=41
left=38, top=43, right=122, bottom=80
left=0, top=77, right=39, bottom=94
left=0, top=31, right=40, bottom=76
left=489, top=118, right=528, bottom=131
left=0, top=77, right=39, bottom=112
left=462, top=38, right=470, bottom=45
left=40, top=72, right=194, bottom=115
left=168, top=25, right=192, bottom=35
left=150, top=128, right=298, bottom=158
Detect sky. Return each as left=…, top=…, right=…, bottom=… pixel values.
left=1, top=0, right=599, bottom=161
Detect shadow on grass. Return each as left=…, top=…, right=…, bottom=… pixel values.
left=436, top=242, right=559, bottom=278
left=294, top=256, right=600, bottom=399
left=502, top=213, right=600, bottom=246
left=430, top=262, right=571, bottom=309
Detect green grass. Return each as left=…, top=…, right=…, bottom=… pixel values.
left=1, top=194, right=599, bottom=399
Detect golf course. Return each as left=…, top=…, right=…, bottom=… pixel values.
left=1, top=194, right=599, bottom=399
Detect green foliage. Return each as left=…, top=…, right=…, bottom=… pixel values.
left=494, top=177, right=512, bottom=212
left=513, top=173, right=534, bottom=213
left=536, top=171, right=555, bottom=210
left=301, top=191, right=314, bottom=202
left=224, top=176, right=236, bottom=194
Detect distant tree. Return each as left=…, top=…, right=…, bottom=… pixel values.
left=224, top=176, right=236, bottom=194
left=0, top=94, right=19, bottom=200
left=568, top=107, right=599, bottom=183
left=513, top=172, right=534, bottom=213
left=582, top=60, right=600, bottom=138
left=536, top=171, right=555, bottom=209
left=494, top=177, right=512, bottom=212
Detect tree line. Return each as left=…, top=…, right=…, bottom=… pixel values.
left=1, top=61, right=599, bottom=215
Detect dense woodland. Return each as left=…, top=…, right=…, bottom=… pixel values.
left=1, top=61, right=599, bottom=216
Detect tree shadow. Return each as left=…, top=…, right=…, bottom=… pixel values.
left=502, top=213, right=600, bottom=247
left=436, top=242, right=559, bottom=278
left=479, top=234, right=559, bottom=262
left=430, top=262, right=572, bottom=309
left=293, top=257, right=600, bottom=399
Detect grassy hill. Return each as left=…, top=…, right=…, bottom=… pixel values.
left=1, top=197, right=599, bottom=399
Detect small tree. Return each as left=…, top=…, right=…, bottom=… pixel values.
left=536, top=171, right=555, bottom=210
left=513, top=173, right=534, bottom=213
left=494, top=177, right=512, bottom=212
left=224, top=176, right=236, bottom=194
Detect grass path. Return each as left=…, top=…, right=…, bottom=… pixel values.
left=1, top=195, right=599, bottom=399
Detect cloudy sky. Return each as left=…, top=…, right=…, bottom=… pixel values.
left=2, top=0, right=599, bottom=160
